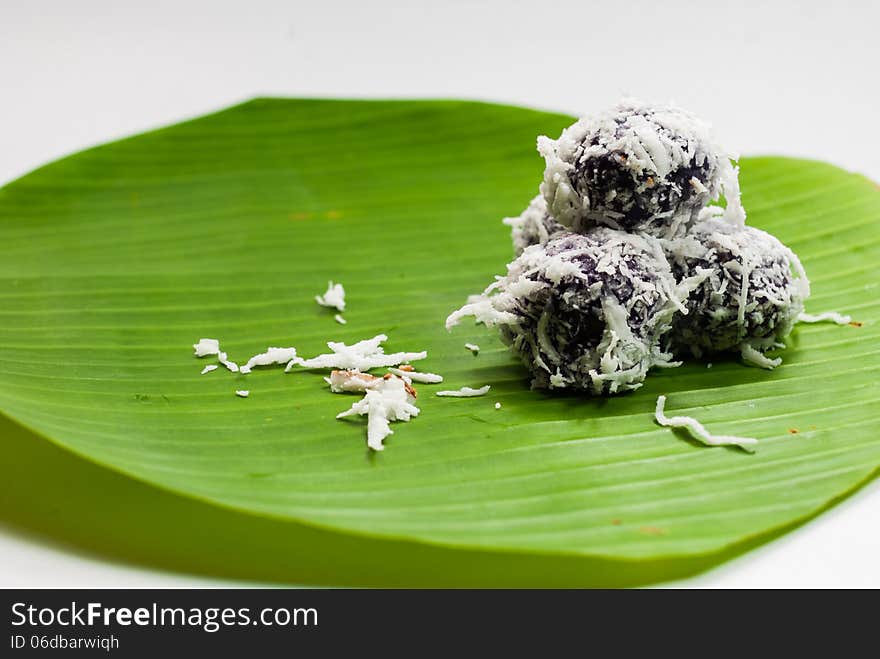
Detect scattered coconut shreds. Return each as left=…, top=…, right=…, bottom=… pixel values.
left=334, top=314, right=347, bottom=325
left=193, top=333, right=432, bottom=451
left=316, top=281, right=346, bottom=312
left=193, top=338, right=220, bottom=357
left=336, top=375, right=420, bottom=451
left=290, top=334, right=427, bottom=372
left=495, top=402, right=502, bottom=410
left=464, top=342, right=480, bottom=355
left=239, top=347, right=297, bottom=374
left=654, top=395, right=758, bottom=452
left=325, top=370, right=381, bottom=393
left=739, top=343, right=781, bottom=370
left=218, top=351, right=240, bottom=373
left=388, top=367, right=444, bottom=384
left=436, top=385, right=491, bottom=397
left=798, top=311, right=853, bottom=325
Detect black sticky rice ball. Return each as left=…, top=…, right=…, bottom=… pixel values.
left=446, top=228, right=682, bottom=394
left=666, top=217, right=810, bottom=363
left=539, top=100, right=732, bottom=237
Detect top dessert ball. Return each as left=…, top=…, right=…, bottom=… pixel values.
left=538, top=100, right=744, bottom=238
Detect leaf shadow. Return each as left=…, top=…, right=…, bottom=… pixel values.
left=1, top=411, right=875, bottom=587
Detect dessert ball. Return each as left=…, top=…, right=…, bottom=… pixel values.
left=446, top=228, right=688, bottom=394
left=538, top=100, right=745, bottom=238
left=665, top=215, right=810, bottom=368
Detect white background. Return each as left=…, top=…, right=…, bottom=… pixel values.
left=1, top=0, right=878, bottom=587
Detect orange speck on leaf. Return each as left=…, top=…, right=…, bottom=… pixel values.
left=639, top=525, right=666, bottom=536
left=850, top=321, right=863, bottom=327
left=611, top=519, right=622, bottom=526
left=788, top=428, right=799, bottom=434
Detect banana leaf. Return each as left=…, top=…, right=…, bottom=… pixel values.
left=0, top=99, right=877, bottom=586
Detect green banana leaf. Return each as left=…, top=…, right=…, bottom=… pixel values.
left=0, top=99, right=877, bottom=587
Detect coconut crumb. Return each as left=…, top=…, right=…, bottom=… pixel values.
left=334, top=314, right=347, bottom=325
left=235, top=390, right=250, bottom=398
left=239, top=347, right=297, bottom=374
left=336, top=374, right=420, bottom=451
left=316, top=281, right=346, bottom=311
left=218, top=351, right=240, bottom=373
left=464, top=342, right=480, bottom=355
left=388, top=367, right=443, bottom=384
left=436, top=385, right=491, bottom=397
left=193, top=338, right=220, bottom=357
left=654, top=395, right=757, bottom=451
left=494, top=402, right=502, bottom=410
left=200, top=364, right=218, bottom=375
left=290, top=334, right=426, bottom=372
left=798, top=311, right=853, bottom=326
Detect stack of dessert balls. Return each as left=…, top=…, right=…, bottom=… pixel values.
left=447, top=100, right=810, bottom=395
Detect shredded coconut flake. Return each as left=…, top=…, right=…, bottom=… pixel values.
left=316, top=281, right=346, bottom=311
left=218, top=351, right=240, bottom=373
left=336, top=375, right=420, bottom=451
left=798, top=311, right=852, bottom=325
left=654, top=395, right=757, bottom=451
left=200, top=364, right=218, bottom=375
left=334, top=314, right=347, bottom=325
left=193, top=338, right=220, bottom=357
left=464, top=343, right=480, bottom=355
left=445, top=296, right=518, bottom=330
left=235, top=390, right=250, bottom=398
left=388, top=367, right=443, bottom=384
left=291, top=334, right=426, bottom=372
left=740, top=343, right=781, bottom=370
left=503, top=195, right=566, bottom=255
left=239, top=347, right=298, bottom=374
left=436, top=385, right=491, bottom=397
